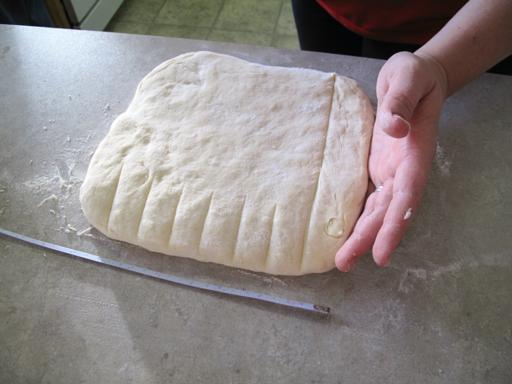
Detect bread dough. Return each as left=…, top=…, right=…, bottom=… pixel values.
left=79, top=51, right=373, bottom=275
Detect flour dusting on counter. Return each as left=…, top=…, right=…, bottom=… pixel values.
left=435, top=142, right=451, bottom=177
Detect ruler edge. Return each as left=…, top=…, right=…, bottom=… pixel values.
left=0, top=227, right=331, bottom=315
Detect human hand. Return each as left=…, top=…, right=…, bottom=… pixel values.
left=336, top=51, right=448, bottom=271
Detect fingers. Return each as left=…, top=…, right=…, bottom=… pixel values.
left=336, top=165, right=426, bottom=271
left=372, top=165, right=426, bottom=266
left=335, top=181, right=393, bottom=272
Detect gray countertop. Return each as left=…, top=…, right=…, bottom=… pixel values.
left=0, top=25, right=511, bottom=384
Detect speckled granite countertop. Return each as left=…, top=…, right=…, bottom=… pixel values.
left=0, top=25, right=511, bottom=384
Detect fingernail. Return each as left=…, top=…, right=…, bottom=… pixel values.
left=393, top=114, right=411, bottom=131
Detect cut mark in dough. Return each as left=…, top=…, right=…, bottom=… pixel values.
left=197, top=192, right=214, bottom=252
left=299, top=80, right=336, bottom=270
left=231, top=195, right=247, bottom=261
left=106, top=163, right=124, bottom=232
left=263, top=205, right=277, bottom=268
left=136, top=177, right=154, bottom=239
left=166, top=188, right=184, bottom=246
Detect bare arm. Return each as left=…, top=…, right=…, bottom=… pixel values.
left=417, top=0, right=512, bottom=96
left=336, top=0, right=512, bottom=271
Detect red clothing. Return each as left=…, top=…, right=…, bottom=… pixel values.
left=317, top=0, right=468, bottom=45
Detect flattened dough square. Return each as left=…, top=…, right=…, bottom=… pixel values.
left=80, top=51, right=374, bottom=275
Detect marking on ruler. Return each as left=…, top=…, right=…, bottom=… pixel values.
left=0, top=227, right=330, bottom=316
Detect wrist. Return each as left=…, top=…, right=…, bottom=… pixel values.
left=414, top=50, right=449, bottom=98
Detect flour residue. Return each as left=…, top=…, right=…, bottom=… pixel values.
left=237, top=269, right=288, bottom=287
left=77, top=227, right=93, bottom=236
left=398, top=263, right=464, bottom=293
left=431, top=262, right=462, bottom=277
left=64, top=223, right=78, bottom=233
left=37, top=194, right=58, bottom=208
left=19, top=159, right=89, bottom=238
left=398, top=268, right=427, bottom=293
left=435, top=142, right=451, bottom=177
left=26, top=162, right=80, bottom=201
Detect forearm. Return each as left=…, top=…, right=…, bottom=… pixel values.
left=416, top=0, right=512, bottom=96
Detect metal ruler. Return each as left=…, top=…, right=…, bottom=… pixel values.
left=0, top=227, right=330, bottom=315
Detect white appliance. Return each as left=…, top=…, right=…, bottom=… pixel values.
left=62, top=0, right=124, bottom=30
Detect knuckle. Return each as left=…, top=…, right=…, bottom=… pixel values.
left=388, top=93, right=415, bottom=117
left=394, top=183, right=426, bottom=202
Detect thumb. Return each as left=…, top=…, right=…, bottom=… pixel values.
left=376, top=65, right=429, bottom=138
left=376, top=110, right=412, bottom=139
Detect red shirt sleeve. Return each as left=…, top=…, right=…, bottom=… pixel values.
left=316, top=0, right=468, bottom=45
